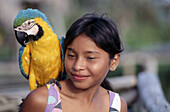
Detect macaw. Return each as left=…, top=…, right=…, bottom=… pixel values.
left=13, top=8, right=65, bottom=91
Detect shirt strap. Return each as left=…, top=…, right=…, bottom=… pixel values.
left=109, top=91, right=121, bottom=112
left=45, top=83, right=60, bottom=112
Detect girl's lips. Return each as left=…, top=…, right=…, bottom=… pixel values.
left=72, top=74, right=89, bottom=81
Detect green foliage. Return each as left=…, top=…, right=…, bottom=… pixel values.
left=158, top=64, right=170, bottom=102
left=125, top=22, right=170, bottom=50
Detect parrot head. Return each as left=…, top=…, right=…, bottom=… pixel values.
left=13, top=8, right=53, bottom=47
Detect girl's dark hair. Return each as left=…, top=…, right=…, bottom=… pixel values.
left=64, top=13, right=124, bottom=91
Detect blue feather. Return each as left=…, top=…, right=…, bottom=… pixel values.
left=59, top=36, right=67, bottom=80
left=19, top=46, right=29, bottom=79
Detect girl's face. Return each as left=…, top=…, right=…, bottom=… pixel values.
left=65, top=33, right=119, bottom=89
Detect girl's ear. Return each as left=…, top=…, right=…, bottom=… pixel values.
left=110, top=54, right=120, bottom=71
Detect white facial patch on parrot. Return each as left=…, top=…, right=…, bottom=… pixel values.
left=14, top=19, right=39, bottom=36
left=25, top=25, right=39, bottom=35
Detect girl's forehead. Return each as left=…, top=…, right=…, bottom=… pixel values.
left=67, top=34, right=108, bottom=56
left=68, top=34, right=97, bottom=49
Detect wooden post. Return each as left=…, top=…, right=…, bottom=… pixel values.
left=108, top=75, right=137, bottom=90
left=137, top=71, right=170, bottom=112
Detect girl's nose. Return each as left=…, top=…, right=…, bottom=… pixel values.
left=72, top=57, right=85, bottom=71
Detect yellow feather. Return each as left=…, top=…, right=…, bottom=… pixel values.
left=23, top=17, right=62, bottom=91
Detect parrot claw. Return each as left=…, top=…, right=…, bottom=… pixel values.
left=47, top=78, right=62, bottom=90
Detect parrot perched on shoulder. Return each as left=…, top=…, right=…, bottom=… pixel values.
left=13, top=8, right=65, bottom=91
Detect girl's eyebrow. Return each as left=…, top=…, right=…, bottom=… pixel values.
left=86, top=51, right=100, bottom=54
left=67, top=47, right=100, bottom=54
left=67, top=47, right=75, bottom=52
left=67, top=47, right=77, bottom=54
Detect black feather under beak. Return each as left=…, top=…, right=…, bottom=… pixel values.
left=15, top=30, right=28, bottom=47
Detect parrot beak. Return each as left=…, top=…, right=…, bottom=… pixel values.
left=14, top=24, right=43, bottom=46
left=15, top=30, right=29, bottom=47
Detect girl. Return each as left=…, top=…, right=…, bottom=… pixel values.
left=20, top=13, right=127, bottom=112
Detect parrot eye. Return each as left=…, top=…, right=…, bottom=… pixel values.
left=28, top=21, right=30, bottom=25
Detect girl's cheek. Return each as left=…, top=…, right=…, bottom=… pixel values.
left=65, top=59, right=72, bottom=71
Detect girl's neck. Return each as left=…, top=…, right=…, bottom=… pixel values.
left=60, top=79, right=105, bottom=104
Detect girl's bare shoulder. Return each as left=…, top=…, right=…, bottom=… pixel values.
left=20, top=85, right=48, bottom=112
left=120, top=96, right=127, bottom=112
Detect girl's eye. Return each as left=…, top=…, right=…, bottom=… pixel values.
left=87, top=57, right=96, bottom=60
left=68, top=54, right=75, bottom=58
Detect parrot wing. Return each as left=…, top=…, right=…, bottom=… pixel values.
left=19, top=46, right=30, bottom=79
left=59, top=36, right=67, bottom=80
left=60, top=36, right=65, bottom=63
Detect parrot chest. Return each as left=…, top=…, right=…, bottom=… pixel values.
left=31, top=45, right=61, bottom=70
left=28, top=38, right=62, bottom=85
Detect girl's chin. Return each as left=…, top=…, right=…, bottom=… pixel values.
left=73, top=84, right=90, bottom=90
left=69, top=79, right=90, bottom=90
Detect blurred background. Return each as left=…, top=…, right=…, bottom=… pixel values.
left=0, top=0, right=170, bottom=112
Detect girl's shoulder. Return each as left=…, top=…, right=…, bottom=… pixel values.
left=119, top=96, right=127, bottom=112
left=19, top=85, right=48, bottom=112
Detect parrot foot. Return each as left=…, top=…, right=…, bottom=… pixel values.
left=47, top=78, right=62, bottom=90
